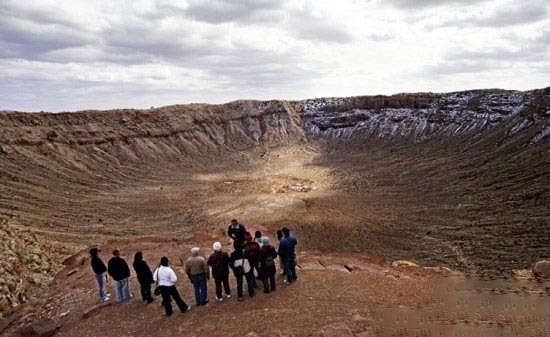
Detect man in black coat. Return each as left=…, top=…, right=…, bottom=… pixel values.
left=132, top=251, right=154, bottom=303
left=90, top=247, right=110, bottom=302
left=227, top=219, right=246, bottom=243
left=107, top=249, right=132, bottom=303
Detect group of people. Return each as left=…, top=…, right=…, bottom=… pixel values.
left=90, top=219, right=298, bottom=316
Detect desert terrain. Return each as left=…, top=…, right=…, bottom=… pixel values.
left=0, top=88, right=549, bottom=336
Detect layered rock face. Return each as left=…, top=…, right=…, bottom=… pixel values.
left=0, top=218, right=55, bottom=317
left=299, top=88, right=549, bottom=144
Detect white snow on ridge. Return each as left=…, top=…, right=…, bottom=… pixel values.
left=298, top=91, right=533, bottom=142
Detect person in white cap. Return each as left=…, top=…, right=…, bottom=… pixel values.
left=185, top=247, right=210, bottom=306
left=207, top=242, right=231, bottom=301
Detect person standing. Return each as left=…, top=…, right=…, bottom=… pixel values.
left=242, top=231, right=260, bottom=286
left=254, top=230, right=265, bottom=248
left=207, top=242, right=231, bottom=302
left=276, top=229, right=285, bottom=274
left=259, top=237, right=278, bottom=293
left=90, top=247, right=110, bottom=302
left=153, top=257, right=190, bottom=316
left=227, top=219, right=246, bottom=243
left=282, top=227, right=298, bottom=283
left=107, top=249, right=132, bottom=303
left=229, top=240, right=255, bottom=301
left=185, top=247, right=210, bottom=306
left=132, top=251, right=154, bottom=304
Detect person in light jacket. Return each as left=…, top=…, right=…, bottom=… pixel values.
left=153, top=256, right=190, bottom=316
left=185, top=247, right=210, bottom=306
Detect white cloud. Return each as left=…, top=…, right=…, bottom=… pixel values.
left=0, top=0, right=548, bottom=112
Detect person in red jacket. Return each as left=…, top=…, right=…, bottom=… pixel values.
left=242, top=231, right=260, bottom=286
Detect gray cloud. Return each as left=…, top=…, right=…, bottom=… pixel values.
left=434, top=1, right=549, bottom=28
left=184, top=0, right=286, bottom=24
left=385, top=0, right=484, bottom=9
left=421, top=30, right=550, bottom=76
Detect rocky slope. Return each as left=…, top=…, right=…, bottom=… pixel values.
left=0, top=87, right=548, bottom=318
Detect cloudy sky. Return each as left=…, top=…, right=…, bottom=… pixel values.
left=0, top=0, right=548, bottom=112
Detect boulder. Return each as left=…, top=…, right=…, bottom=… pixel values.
left=243, top=332, right=260, bottom=337
left=391, top=260, right=419, bottom=268
left=321, top=323, right=354, bottom=337
left=19, top=318, right=58, bottom=337
left=532, top=260, right=550, bottom=279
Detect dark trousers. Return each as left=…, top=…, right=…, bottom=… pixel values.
left=139, top=282, right=154, bottom=302
left=159, top=285, right=188, bottom=316
left=214, top=274, right=231, bottom=299
left=262, top=273, right=276, bottom=293
left=235, top=271, right=255, bottom=299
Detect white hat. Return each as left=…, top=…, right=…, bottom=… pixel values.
left=191, top=247, right=200, bottom=254
left=213, top=242, right=222, bottom=251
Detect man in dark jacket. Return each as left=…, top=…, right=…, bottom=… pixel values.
left=132, top=251, right=154, bottom=304
left=107, top=249, right=132, bottom=303
left=227, top=219, right=246, bottom=243
left=282, top=227, right=298, bottom=283
left=259, top=237, right=278, bottom=293
left=207, top=242, right=231, bottom=302
left=90, top=247, right=110, bottom=302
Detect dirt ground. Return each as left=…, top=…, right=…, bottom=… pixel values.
left=2, top=230, right=549, bottom=337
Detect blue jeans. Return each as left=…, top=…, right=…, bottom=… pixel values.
left=283, top=256, right=297, bottom=283
left=94, top=274, right=107, bottom=300
left=190, top=274, right=208, bottom=305
left=114, top=278, right=132, bottom=303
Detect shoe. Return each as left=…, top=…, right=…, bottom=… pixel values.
left=225, top=294, right=231, bottom=298
left=216, top=297, right=223, bottom=302
left=101, top=297, right=110, bottom=302
left=283, top=280, right=290, bottom=284
left=186, top=306, right=191, bottom=312
left=202, top=299, right=209, bottom=305
left=263, top=290, right=270, bottom=294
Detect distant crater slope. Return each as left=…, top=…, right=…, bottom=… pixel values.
left=298, top=88, right=549, bottom=144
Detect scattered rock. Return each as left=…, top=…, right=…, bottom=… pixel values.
left=82, top=302, right=112, bottom=319
left=19, top=318, right=58, bottom=337
left=46, top=131, right=57, bottom=140
left=65, top=268, right=78, bottom=277
left=532, top=260, right=550, bottom=279
left=321, top=323, right=354, bottom=337
left=0, top=145, right=14, bottom=155
left=391, top=260, right=419, bottom=268
left=243, top=332, right=260, bottom=337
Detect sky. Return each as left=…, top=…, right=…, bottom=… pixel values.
left=0, top=0, right=548, bottom=112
